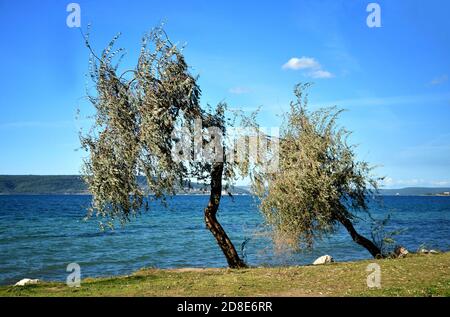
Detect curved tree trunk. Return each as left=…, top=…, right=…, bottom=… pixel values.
left=337, top=216, right=383, bottom=258
left=204, top=162, right=247, bottom=268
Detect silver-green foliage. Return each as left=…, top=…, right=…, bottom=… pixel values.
left=252, top=83, right=381, bottom=251
left=80, top=26, right=249, bottom=228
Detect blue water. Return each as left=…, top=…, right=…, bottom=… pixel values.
left=0, top=195, right=449, bottom=285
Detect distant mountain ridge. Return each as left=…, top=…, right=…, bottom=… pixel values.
left=0, top=175, right=87, bottom=194
left=0, top=175, right=250, bottom=195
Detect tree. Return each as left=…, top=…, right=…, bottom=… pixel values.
left=79, top=26, right=251, bottom=268
left=251, top=83, right=384, bottom=258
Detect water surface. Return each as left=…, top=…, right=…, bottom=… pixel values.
left=0, top=195, right=449, bottom=285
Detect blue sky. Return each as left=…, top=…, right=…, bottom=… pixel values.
left=0, top=0, right=449, bottom=188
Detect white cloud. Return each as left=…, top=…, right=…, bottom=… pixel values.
left=282, top=57, right=320, bottom=70
left=229, top=87, right=252, bottom=94
left=309, top=70, right=334, bottom=79
left=282, top=56, right=333, bottom=79
left=430, top=74, right=448, bottom=85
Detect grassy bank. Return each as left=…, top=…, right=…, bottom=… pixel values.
left=1, top=253, right=449, bottom=297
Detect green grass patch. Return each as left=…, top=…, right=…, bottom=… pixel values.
left=1, top=253, right=449, bottom=297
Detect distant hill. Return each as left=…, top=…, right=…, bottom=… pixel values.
left=0, top=175, right=87, bottom=194
left=2, top=176, right=448, bottom=196
left=0, top=175, right=250, bottom=195
left=379, top=187, right=450, bottom=196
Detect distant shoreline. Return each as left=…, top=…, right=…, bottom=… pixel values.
left=0, top=193, right=449, bottom=197
left=0, top=192, right=251, bottom=196
left=1, top=175, right=450, bottom=196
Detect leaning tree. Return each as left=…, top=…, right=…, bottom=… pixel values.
left=251, top=83, right=384, bottom=258
left=79, top=26, right=257, bottom=268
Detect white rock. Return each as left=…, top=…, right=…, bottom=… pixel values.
left=418, top=248, right=439, bottom=254
left=14, top=278, right=40, bottom=286
left=394, top=246, right=409, bottom=258
left=313, top=255, right=334, bottom=265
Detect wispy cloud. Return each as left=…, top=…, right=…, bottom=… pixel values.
left=282, top=57, right=320, bottom=70
left=229, top=86, right=252, bottom=95
left=310, top=92, right=450, bottom=108
left=431, top=180, right=450, bottom=186
left=0, top=120, right=74, bottom=129
left=309, top=69, right=334, bottom=79
left=382, top=177, right=450, bottom=188
left=282, top=56, right=333, bottom=79
left=430, top=74, right=448, bottom=85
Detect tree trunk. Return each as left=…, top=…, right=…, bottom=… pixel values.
left=204, top=162, right=247, bottom=268
left=337, top=216, right=383, bottom=258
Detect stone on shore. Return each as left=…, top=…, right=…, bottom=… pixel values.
left=418, top=248, right=439, bottom=254
left=14, top=278, right=40, bottom=286
left=394, top=246, right=409, bottom=258
left=313, top=255, right=334, bottom=265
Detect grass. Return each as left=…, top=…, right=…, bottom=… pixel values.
left=1, top=253, right=449, bottom=297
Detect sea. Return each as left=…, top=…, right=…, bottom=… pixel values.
left=0, top=195, right=449, bottom=285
